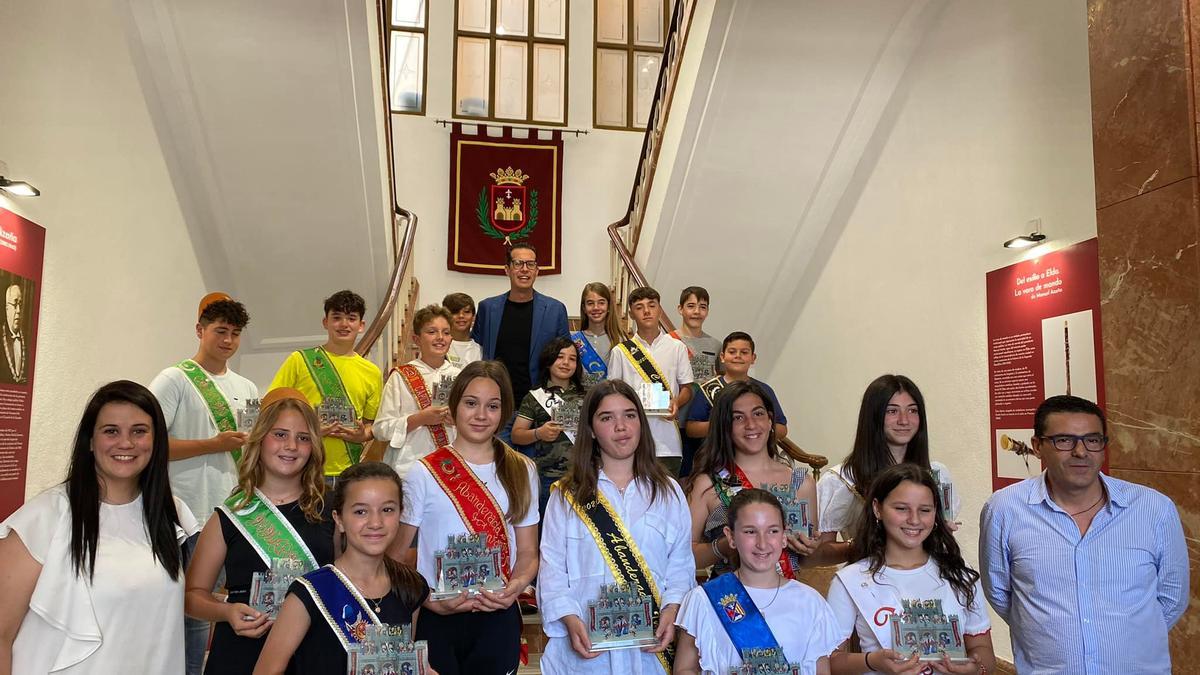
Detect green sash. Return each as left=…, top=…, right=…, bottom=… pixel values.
left=175, top=359, right=242, bottom=463
left=299, top=347, right=364, bottom=464
left=218, top=489, right=319, bottom=569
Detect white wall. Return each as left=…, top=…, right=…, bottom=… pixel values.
left=392, top=0, right=653, bottom=313
left=766, top=1, right=1097, bottom=660
left=0, top=0, right=206, bottom=498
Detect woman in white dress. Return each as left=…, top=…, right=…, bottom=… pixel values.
left=826, top=463, right=994, bottom=675
left=675, top=488, right=842, bottom=675
left=816, top=375, right=961, bottom=563
left=0, top=380, right=198, bottom=674
left=538, top=379, right=695, bottom=675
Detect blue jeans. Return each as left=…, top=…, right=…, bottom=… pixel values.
left=183, top=533, right=208, bottom=675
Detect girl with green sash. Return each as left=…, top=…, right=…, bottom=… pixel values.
left=675, top=489, right=842, bottom=675
left=185, top=388, right=335, bottom=675
left=253, top=461, right=428, bottom=674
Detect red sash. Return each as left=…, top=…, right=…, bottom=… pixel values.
left=396, top=364, right=450, bottom=448
left=731, top=465, right=797, bottom=580
left=420, top=446, right=512, bottom=579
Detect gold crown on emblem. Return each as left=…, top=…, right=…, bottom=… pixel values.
left=720, top=593, right=739, bottom=606
left=490, top=166, right=530, bottom=186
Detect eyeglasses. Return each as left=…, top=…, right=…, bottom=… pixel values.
left=508, top=260, right=538, bottom=270
left=1038, top=434, right=1108, bottom=452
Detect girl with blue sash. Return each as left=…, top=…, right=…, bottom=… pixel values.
left=572, top=282, right=626, bottom=384
left=538, top=379, right=695, bottom=674
left=826, top=464, right=993, bottom=675
left=675, top=488, right=842, bottom=675
left=253, top=462, right=429, bottom=674
left=185, top=388, right=335, bottom=675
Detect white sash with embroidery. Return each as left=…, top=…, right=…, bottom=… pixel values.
left=530, top=387, right=576, bottom=443
left=836, top=560, right=897, bottom=650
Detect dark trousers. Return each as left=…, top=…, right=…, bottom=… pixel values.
left=415, top=604, right=522, bottom=675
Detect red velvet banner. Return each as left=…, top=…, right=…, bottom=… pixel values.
left=0, top=208, right=45, bottom=519
left=448, top=124, right=562, bottom=275
left=985, top=238, right=1106, bottom=492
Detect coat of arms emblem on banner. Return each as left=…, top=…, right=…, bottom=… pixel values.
left=477, top=167, right=537, bottom=243
left=448, top=124, right=562, bottom=275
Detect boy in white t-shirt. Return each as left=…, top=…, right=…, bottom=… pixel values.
left=148, top=292, right=259, bottom=675
left=607, top=286, right=694, bottom=476
left=442, top=292, right=482, bottom=366
left=374, top=304, right=462, bottom=478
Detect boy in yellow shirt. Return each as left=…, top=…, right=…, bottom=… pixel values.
left=268, top=289, right=382, bottom=479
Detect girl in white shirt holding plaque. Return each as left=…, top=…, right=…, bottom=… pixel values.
left=538, top=378, right=696, bottom=675
left=816, top=375, right=962, bottom=564
left=674, top=488, right=842, bottom=675
left=394, top=360, right=540, bottom=675
left=826, top=464, right=994, bottom=675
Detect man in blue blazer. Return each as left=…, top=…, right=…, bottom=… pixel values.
left=471, top=242, right=569, bottom=412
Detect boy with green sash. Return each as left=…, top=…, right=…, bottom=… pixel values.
left=150, top=291, right=259, bottom=675
left=268, top=289, right=382, bottom=480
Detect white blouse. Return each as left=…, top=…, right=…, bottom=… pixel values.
left=401, top=453, right=539, bottom=588
left=374, top=358, right=461, bottom=478
left=675, top=580, right=843, bottom=675
left=816, top=461, right=961, bottom=538
left=0, top=486, right=198, bottom=674
left=826, top=558, right=991, bottom=674
left=537, top=472, right=696, bottom=675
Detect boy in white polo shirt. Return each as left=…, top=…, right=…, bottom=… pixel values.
left=607, top=286, right=694, bottom=476
left=374, top=304, right=462, bottom=478
left=149, top=291, right=259, bottom=675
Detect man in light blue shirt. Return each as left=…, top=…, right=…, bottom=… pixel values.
left=981, top=395, right=1188, bottom=674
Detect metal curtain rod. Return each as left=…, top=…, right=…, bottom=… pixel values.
left=434, top=119, right=589, bottom=136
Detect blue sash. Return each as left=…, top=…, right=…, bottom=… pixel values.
left=702, top=572, right=783, bottom=658
left=295, top=565, right=382, bottom=650
left=571, top=331, right=607, bottom=378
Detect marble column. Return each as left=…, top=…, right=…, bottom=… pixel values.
left=1089, top=0, right=1200, bottom=662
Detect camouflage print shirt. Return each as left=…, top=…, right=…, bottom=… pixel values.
left=516, top=386, right=582, bottom=479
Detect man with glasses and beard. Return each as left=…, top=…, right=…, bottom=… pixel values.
left=980, top=395, right=1188, bottom=674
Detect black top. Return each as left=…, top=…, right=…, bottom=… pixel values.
left=495, top=297, right=534, bottom=403
left=202, top=500, right=336, bottom=675
left=287, top=574, right=430, bottom=675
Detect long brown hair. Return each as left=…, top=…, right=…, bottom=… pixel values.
left=851, top=463, right=978, bottom=607
left=580, top=282, right=627, bottom=344
left=332, top=461, right=426, bottom=608
left=233, top=398, right=326, bottom=522
left=687, top=380, right=780, bottom=496
left=559, top=379, right=675, bottom=507
left=448, top=360, right=534, bottom=522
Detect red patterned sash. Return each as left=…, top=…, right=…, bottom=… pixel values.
left=731, top=465, right=797, bottom=580
left=397, top=364, right=450, bottom=447
left=420, top=446, right=512, bottom=579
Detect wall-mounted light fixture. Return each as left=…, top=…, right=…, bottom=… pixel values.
left=1004, top=218, right=1046, bottom=249
left=0, top=177, right=40, bottom=197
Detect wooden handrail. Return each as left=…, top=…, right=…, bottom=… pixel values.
left=779, top=437, right=829, bottom=480
left=606, top=0, right=828, bottom=475
left=607, top=216, right=675, bottom=333
left=356, top=1, right=417, bottom=359
left=357, top=207, right=417, bottom=356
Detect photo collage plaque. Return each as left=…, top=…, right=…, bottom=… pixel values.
left=430, top=533, right=504, bottom=600
left=586, top=583, right=657, bottom=651
left=890, top=598, right=968, bottom=662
